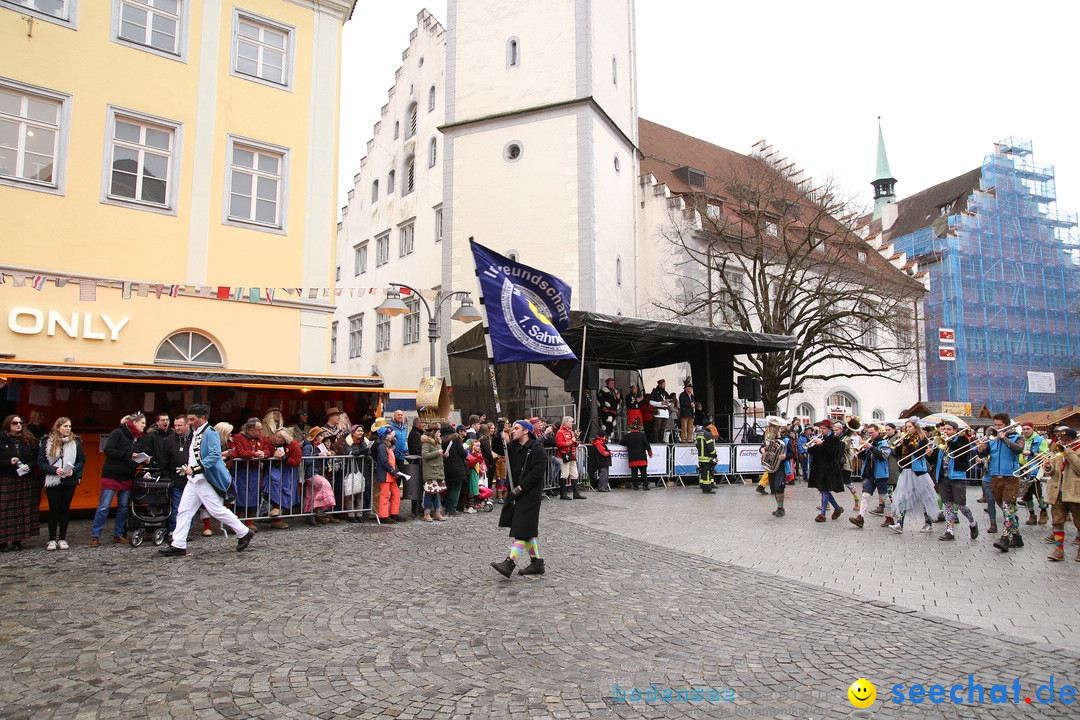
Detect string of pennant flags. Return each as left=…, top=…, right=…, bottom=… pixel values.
left=0, top=271, right=426, bottom=304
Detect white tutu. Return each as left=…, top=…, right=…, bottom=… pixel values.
left=892, top=468, right=939, bottom=520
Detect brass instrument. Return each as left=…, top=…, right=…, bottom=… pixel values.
left=897, top=431, right=937, bottom=469
left=983, top=421, right=1022, bottom=440
left=945, top=428, right=985, bottom=459
left=846, top=416, right=862, bottom=432
left=1013, top=438, right=1080, bottom=477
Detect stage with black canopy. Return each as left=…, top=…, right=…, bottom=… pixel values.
left=446, top=310, right=795, bottom=439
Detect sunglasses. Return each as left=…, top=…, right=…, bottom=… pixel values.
left=11, top=421, right=23, bottom=425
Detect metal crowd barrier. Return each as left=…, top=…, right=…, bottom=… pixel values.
left=228, top=454, right=378, bottom=523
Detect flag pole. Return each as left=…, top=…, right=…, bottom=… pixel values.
left=470, top=237, right=514, bottom=496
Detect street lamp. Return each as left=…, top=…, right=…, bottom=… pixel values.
left=376, top=283, right=482, bottom=377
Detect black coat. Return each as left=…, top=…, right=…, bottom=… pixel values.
left=407, top=427, right=423, bottom=457
left=442, top=435, right=468, bottom=483
left=36, top=436, right=86, bottom=486
left=101, top=425, right=142, bottom=482
left=163, top=432, right=190, bottom=487
left=622, top=429, right=652, bottom=465
left=141, top=426, right=170, bottom=470
left=500, top=436, right=547, bottom=539
left=807, top=434, right=845, bottom=493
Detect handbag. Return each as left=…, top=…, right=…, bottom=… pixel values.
left=343, top=470, right=365, bottom=496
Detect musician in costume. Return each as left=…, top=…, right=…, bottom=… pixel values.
left=930, top=420, right=979, bottom=542
left=976, top=413, right=1024, bottom=552
left=806, top=419, right=845, bottom=521
left=694, top=426, right=717, bottom=494
left=1044, top=428, right=1080, bottom=562
left=624, top=385, right=644, bottom=435
left=597, top=378, right=622, bottom=439
left=839, top=418, right=864, bottom=512
left=760, top=417, right=791, bottom=517
left=160, top=404, right=253, bottom=557
left=1018, top=422, right=1050, bottom=526
left=889, top=420, right=938, bottom=533
left=849, top=424, right=891, bottom=529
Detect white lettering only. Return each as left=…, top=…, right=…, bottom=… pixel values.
left=8, top=307, right=44, bottom=335
left=101, top=315, right=129, bottom=341
left=6, top=307, right=129, bottom=341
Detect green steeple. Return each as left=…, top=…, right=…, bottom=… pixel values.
left=872, top=117, right=897, bottom=219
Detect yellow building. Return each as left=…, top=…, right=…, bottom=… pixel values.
left=0, top=1, right=387, bottom=507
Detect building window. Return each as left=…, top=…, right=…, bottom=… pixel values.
left=403, top=155, right=415, bottom=194
left=115, top=0, right=184, bottom=58
left=503, top=141, right=523, bottom=162
left=857, top=250, right=867, bottom=263
left=354, top=242, right=368, bottom=275
left=375, top=232, right=390, bottom=266
left=393, top=121, right=399, bottom=140
left=226, top=136, right=287, bottom=231
left=0, top=80, right=68, bottom=191
left=375, top=315, right=390, bottom=352
left=428, top=137, right=437, bottom=167
left=330, top=322, right=337, bottom=364
left=232, top=11, right=293, bottom=89
left=872, top=409, right=885, bottom=421
left=794, top=403, right=815, bottom=423
left=3, top=0, right=77, bottom=26
left=155, top=330, right=224, bottom=367
left=434, top=207, right=443, bottom=243
left=402, top=297, right=420, bottom=345
left=861, top=318, right=878, bottom=348
left=765, top=220, right=778, bottom=236
left=370, top=179, right=378, bottom=202
left=387, top=169, right=395, bottom=194
left=827, top=392, right=857, bottom=419
left=432, top=289, right=443, bottom=338
left=506, top=37, right=520, bottom=67
left=706, top=202, right=722, bottom=221
left=405, top=102, right=418, bottom=140
left=615, top=256, right=622, bottom=286
left=348, top=314, right=363, bottom=358
left=399, top=222, right=414, bottom=257
left=428, top=85, right=436, bottom=112
left=105, top=108, right=179, bottom=211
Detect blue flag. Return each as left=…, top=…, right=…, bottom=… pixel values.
left=470, top=240, right=577, bottom=365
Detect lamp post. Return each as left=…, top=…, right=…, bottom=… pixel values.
left=375, top=282, right=482, bottom=377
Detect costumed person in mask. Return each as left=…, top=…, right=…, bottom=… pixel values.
left=160, top=404, right=253, bottom=557
left=491, top=420, right=548, bottom=577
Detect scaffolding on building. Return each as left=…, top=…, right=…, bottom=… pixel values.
left=890, top=138, right=1080, bottom=413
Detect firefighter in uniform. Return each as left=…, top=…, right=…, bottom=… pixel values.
left=695, top=426, right=717, bottom=494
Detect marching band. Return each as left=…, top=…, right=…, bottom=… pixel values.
left=776, top=413, right=1079, bottom=562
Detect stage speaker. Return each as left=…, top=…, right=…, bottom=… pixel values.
left=563, top=362, right=600, bottom=392
left=736, top=376, right=762, bottom=402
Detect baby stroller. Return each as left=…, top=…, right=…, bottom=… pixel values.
left=470, top=484, right=495, bottom=513
left=127, top=466, right=173, bottom=547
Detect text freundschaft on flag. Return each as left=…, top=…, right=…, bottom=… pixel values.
left=469, top=240, right=577, bottom=365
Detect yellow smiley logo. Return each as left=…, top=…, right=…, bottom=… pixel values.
left=847, top=678, right=876, bottom=708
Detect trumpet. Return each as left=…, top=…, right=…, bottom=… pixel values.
left=1013, top=438, right=1080, bottom=477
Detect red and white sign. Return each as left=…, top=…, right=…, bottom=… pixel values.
left=939, top=328, right=955, bottom=343
left=939, top=347, right=956, bottom=361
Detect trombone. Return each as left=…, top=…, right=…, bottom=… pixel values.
left=947, top=422, right=1020, bottom=459
left=897, top=431, right=940, bottom=468
left=1013, top=438, right=1080, bottom=477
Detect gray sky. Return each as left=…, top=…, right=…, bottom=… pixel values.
left=340, top=1, right=1078, bottom=225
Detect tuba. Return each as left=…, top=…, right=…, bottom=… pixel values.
left=761, top=416, right=787, bottom=472
left=846, top=416, right=863, bottom=432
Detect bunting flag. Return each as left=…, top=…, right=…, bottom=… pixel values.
left=169, top=284, right=180, bottom=298
left=121, top=281, right=133, bottom=299
left=469, top=239, right=576, bottom=364
left=308, top=289, right=318, bottom=299
left=0, top=273, right=5, bottom=285
left=137, top=283, right=150, bottom=297
left=153, top=283, right=164, bottom=299
left=32, top=275, right=46, bottom=290
left=264, top=288, right=274, bottom=305
left=79, top=280, right=97, bottom=302
left=232, top=287, right=244, bottom=301
left=398, top=286, right=412, bottom=295
left=248, top=288, right=261, bottom=303
left=216, top=286, right=231, bottom=299
left=12, top=274, right=26, bottom=287
left=54, top=277, right=68, bottom=288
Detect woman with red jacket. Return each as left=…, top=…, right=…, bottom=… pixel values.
left=556, top=417, right=585, bottom=500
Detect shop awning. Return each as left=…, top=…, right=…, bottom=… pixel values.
left=0, top=360, right=410, bottom=393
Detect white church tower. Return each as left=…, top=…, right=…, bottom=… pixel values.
left=442, top=0, right=640, bottom=315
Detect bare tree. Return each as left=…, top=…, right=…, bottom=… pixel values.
left=653, top=156, right=925, bottom=410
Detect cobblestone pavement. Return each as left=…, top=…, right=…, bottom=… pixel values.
left=1, top=483, right=1078, bottom=720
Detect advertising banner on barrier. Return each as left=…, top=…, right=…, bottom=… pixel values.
left=715, top=445, right=732, bottom=474
left=734, top=444, right=764, bottom=474
left=673, top=444, right=734, bottom=475
left=608, top=444, right=668, bottom=477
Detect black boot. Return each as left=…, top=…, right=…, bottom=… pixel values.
left=559, top=483, right=572, bottom=500
left=518, top=557, right=545, bottom=575
left=993, top=536, right=1010, bottom=552
left=572, top=487, right=587, bottom=500
left=491, top=556, right=515, bottom=578
left=1010, top=533, right=1024, bottom=548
